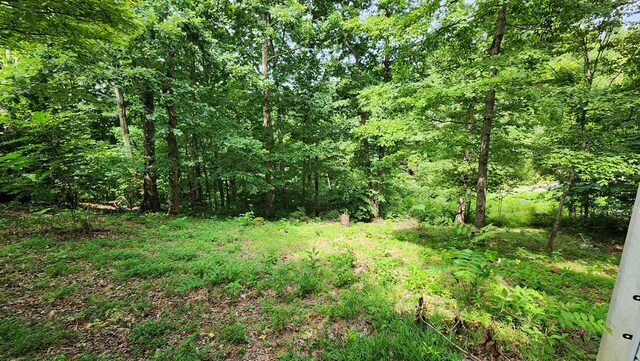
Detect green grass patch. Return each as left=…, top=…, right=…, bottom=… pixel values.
left=0, top=317, right=66, bottom=358
left=0, top=210, right=621, bottom=360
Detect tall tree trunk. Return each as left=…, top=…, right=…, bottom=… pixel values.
left=314, top=155, right=319, bottom=216
left=185, top=143, right=195, bottom=201
left=231, top=177, right=237, bottom=203
left=475, top=3, right=506, bottom=229
left=114, top=86, right=132, bottom=157
left=140, top=88, right=160, bottom=212
left=165, top=103, right=179, bottom=215
left=262, top=12, right=274, bottom=218
left=301, top=158, right=307, bottom=211
left=456, top=102, right=476, bottom=224
left=192, top=134, right=203, bottom=204
left=277, top=110, right=287, bottom=209
left=343, top=36, right=377, bottom=220
left=218, top=179, right=225, bottom=209
left=188, top=57, right=203, bottom=206
left=372, top=146, right=384, bottom=219
left=166, top=102, right=179, bottom=215
left=202, top=152, right=213, bottom=209
left=165, top=50, right=180, bottom=216
left=548, top=108, right=590, bottom=250
left=547, top=171, right=575, bottom=252
left=370, top=43, right=392, bottom=220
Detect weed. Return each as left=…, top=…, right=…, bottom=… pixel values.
left=130, top=318, right=175, bottom=348
left=329, top=252, right=357, bottom=287
left=116, top=257, right=176, bottom=279
left=223, top=280, right=243, bottom=299
left=170, top=274, right=205, bottom=294
left=44, top=283, right=78, bottom=303
left=218, top=323, right=249, bottom=345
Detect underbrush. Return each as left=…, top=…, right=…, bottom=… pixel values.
left=0, top=210, right=619, bottom=360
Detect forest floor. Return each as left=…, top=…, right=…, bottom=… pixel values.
left=0, top=210, right=622, bottom=360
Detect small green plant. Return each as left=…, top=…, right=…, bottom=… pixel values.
left=298, top=271, right=320, bottom=297
left=450, top=248, right=498, bottom=287
left=218, top=323, right=249, bottom=344
left=129, top=318, right=174, bottom=348
left=44, top=283, right=78, bottom=303
left=223, top=280, right=244, bottom=299
left=304, top=247, right=320, bottom=269
left=557, top=309, right=610, bottom=335
left=298, top=247, right=322, bottom=297
left=266, top=303, right=299, bottom=333
left=235, top=211, right=255, bottom=227
left=329, top=252, right=357, bottom=287
left=172, top=275, right=205, bottom=294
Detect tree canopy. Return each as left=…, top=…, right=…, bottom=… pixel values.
left=0, top=0, right=638, bottom=245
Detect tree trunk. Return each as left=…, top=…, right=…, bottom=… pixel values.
left=192, top=134, right=203, bottom=204
left=360, top=110, right=374, bottom=219
left=457, top=102, right=475, bottom=224
left=301, top=158, right=307, bottom=211
left=277, top=111, right=287, bottom=209
left=185, top=143, right=194, bottom=201
left=262, top=12, right=274, bottom=218
left=165, top=102, right=179, bottom=215
left=475, top=3, right=506, bottom=229
left=140, top=88, right=160, bottom=212
left=547, top=171, right=575, bottom=252
left=548, top=89, right=590, bottom=249
left=165, top=50, right=180, bottom=216
left=231, top=177, right=237, bottom=203
left=314, top=155, right=319, bottom=216
left=218, top=179, right=225, bottom=209
left=456, top=197, right=467, bottom=224
left=115, top=86, right=132, bottom=157
left=166, top=103, right=179, bottom=215
left=202, top=153, right=213, bottom=209
left=225, top=179, right=230, bottom=207
left=372, top=146, right=384, bottom=219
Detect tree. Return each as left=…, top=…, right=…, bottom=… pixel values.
left=475, top=2, right=506, bottom=229
left=0, top=0, right=131, bottom=48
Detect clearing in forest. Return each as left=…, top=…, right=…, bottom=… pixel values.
left=0, top=211, right=620, bottom=360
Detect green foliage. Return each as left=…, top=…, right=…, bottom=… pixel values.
left=328, top=251, right=358, bottom=287
left=223, top=280, right=244, bottom=299
left=297, top=247, right=322, bottom=297
left=557, top=310, right=610, bottom=335
left=0, top=318, right=65, bottom=357
left=321, top=316, right=460, bottom=361
left=450, top=248, right=498, bottom=288
left=218, top=323, right=249, bottom=345
left=130, top=318, right=175, bottom=348
left=0, top=211, right=623, bottom=359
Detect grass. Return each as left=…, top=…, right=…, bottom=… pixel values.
left=0, top=209, right=622, bottom=360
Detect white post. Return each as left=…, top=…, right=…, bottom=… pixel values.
left=598, top=185, right=640, bottom=360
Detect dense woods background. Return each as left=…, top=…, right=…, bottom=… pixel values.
left=1, top=0, right=639, bottom=243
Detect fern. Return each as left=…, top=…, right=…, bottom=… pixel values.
left=451, top=249, right=497, bottom=287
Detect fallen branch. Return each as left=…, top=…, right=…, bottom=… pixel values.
left=415, top=296, right=483, bottom=361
